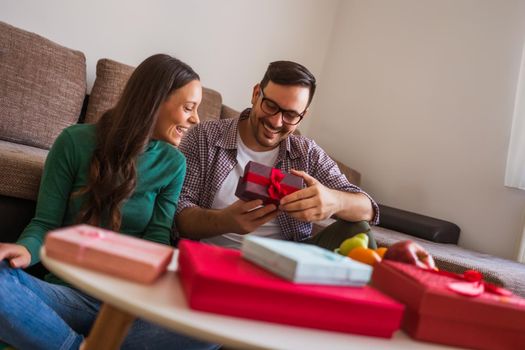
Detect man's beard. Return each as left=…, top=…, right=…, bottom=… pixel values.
left=248, top=113, right=288, bottom=149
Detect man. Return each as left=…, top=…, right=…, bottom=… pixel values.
left=175, top=61, right=379, bottom=250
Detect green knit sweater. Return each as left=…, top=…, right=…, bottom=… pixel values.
left=17, top=124, right=186, bottom=283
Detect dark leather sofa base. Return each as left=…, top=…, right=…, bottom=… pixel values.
left=0, top=195, right=48, bottom=278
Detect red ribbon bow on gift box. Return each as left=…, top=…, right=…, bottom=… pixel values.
left=428, top=268, right=512, bottom=297
left=245, top=168, right=297, bottom=201
left=268, top=168, right=290, bottom=200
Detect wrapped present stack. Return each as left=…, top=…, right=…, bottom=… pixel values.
left=45, top=224, right=174, bottom=284
left=371, top=260, right=525, bottom=350
left=235, top=161, right=303, bottom=205
left=177, top=239, right=404, bottom=338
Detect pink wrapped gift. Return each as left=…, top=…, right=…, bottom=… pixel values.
left=45, top=224, right=174, bottom=284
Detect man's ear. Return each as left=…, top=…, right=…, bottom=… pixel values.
left=251, top=84, right=260, bottom=105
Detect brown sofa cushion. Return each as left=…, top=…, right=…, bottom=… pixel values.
left=198, top=88, right=222, bottom=123
left=84, top=59, right=134, bottom=124
left=85, top=58, right=222, bottom=124
left=0, top=21, right=86, bottom=149
left=220, top=105, right=241, bottom=119
left=0, top=140, right=47, bottom=200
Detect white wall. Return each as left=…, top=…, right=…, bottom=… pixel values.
left=3, top=0, right=525, bottom=260
left=1, top=0, right=339, bottom=118
left=310, top=0, right=525, bottom=259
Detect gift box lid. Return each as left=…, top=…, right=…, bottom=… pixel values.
left=178, top=240, right=404, bottom=338
left=372, top=261, right=525, bottom=331
left=241, top=236, right=372, bottom=285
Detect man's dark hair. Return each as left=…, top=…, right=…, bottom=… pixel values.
left=260, top=61, right=317, bottom=107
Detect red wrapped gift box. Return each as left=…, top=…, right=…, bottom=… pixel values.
left=371, top=260, right=525, bottom=350
left=235, top=161, right=303, bottom=205
left=177, top=240, right=404, bottom=338
left=45, top=224, right=174, bottom=284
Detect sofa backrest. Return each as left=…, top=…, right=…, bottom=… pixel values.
left=84, top=58, right=223, bottom=124
left=0, top=21, right=87, bottom=149
left=0, top=21, right=361, bottom=193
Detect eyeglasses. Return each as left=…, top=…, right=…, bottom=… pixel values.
left=259, top=88, right=306, bottom=125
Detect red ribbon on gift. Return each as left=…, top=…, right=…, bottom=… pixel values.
left=426, top=268, right=512, bottom=297
left=245, top=168, right=298, bottom=201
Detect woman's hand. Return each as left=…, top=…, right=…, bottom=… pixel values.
left=0, top=243, right=31, bottom=268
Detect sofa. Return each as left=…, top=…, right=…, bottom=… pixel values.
left=1, top=21, right=524, bottom=297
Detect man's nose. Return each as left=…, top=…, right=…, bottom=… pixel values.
left=266, top=112, right=283, bottom=128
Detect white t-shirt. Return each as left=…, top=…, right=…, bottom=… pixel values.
left=202, top=133, right=281, bottom=249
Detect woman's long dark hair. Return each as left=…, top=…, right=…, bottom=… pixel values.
left=76, top=54, right=199, bottom=231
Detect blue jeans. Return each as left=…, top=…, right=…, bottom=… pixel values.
left=0, top=261, right=219, bottom=350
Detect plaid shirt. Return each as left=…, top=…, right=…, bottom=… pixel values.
left=176, top=109, right=379, bottom=241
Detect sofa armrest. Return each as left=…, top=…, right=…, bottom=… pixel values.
left=377, top=204, right=460, bottom=244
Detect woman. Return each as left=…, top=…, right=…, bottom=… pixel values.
left=0, top=54, right=217, bottom=350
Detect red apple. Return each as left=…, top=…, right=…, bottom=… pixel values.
left=383, top=240, right=436, bottom=270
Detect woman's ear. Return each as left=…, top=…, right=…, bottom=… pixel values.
left=251, top=84, right=260, bottom=105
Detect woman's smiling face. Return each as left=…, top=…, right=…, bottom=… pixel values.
left=154, top=79, right=202, bottom=146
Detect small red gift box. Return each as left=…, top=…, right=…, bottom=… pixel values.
left=371, top=260, right=525, bottom=350
left=235, top=161, right=303, bottom=205
left=178, top=240, right=404, bottom=338
left=45, top=224, right=174, bottom=284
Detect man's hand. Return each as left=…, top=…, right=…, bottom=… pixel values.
left=220, top=199, right=278, bottom=234
left=279, top=170, right=341, bottom=222
left=0, top=243, right=31, bottom=269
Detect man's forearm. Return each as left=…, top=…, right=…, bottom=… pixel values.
left=334, top=191, right=375, bottom=222
left=176, top=207, right=230, bottom=240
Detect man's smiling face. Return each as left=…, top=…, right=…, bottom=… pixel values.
left=245, top=81, right=310, bottom=151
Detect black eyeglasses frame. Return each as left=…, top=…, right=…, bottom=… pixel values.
left=259, top=88, right=307, bottom=126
